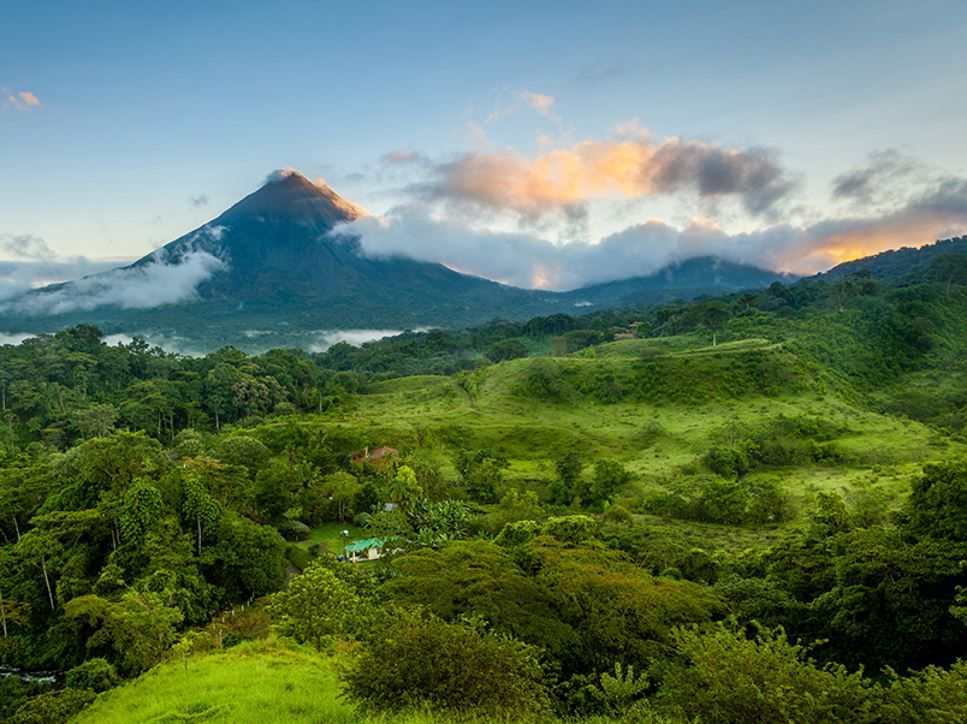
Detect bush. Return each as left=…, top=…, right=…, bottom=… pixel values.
left=541, top=515, right=598, bottom=545
left=879, top=659, right=967, bottom=722
left=342, top=611, right=551, bottom=719
left=648, top=475, right=792, bottom=526
left=13, top=688, right=96, bottom=724
left=495, top=519, right=541, bottom=547
left=65, top=658, right=119, bottom=693
left=654, top=625, right=878, bottom=723
left=705, top=446, right=751, bottom=479
left=276, top=519, right=311, bottom=541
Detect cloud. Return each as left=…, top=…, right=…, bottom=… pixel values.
left=649, top=140, right=796, bottom=216
left=381, top=149, right=430, bottom=166
left=0, top=224, right=229, bottom=313
left=791, top=176, right=967, bottom=269
left=2, top=250, right=226, bottom=315
left=0, top=257, right=128, bottom=301
left=1, top=88, right=42, bottom=111
left=831, top=149, right=921, bottom=206
left=264, top=168, right=302, bottom=184
left=516, top=90, right=556, bottom=118
left=415, top=135, right=796, bottom=222
left=18, top=91, right=41, bottom=107
left=189, top=194, right=210, bottom=207
left=338, top=174, right=967, bottom=289
left=1, top=233, right=56, bottom=261
left=484, top=88, right=560, bottom=125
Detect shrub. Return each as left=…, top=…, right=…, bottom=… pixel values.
left=13, top=688, right=96, bottom=724
left=276, top=519, right=311, bottom=541
left=879, top=659, right=967, bottom=722
left=654, top=625, right=878, bottom=723
left=342, top=612, right=551, bottom=719
left=541, top=515, right=599, bottom=545
left=495, top=519, right=541, bottom=547
left=705, top=446, right=750, bottom=479
left=65, top=658, right=120, bottom=693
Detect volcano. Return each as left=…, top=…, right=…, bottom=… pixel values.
left=0, top=170, right=793, bottom=351
left=136, top=169, right=552, bottom=310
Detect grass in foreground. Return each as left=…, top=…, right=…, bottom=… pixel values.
left=74, top=639, right=357, bottom=723
left=73, top=639, right=557, bottom=723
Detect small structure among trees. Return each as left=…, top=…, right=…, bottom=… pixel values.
left=350, top=446, right=400, bottom=466
left=345, top=537, right=391, bottom=562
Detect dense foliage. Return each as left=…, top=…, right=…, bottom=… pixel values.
left=0, top=245, right=965, bottom=721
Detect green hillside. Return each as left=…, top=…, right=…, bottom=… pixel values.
left=315, top=334, right=957, bottom=516
left=1, top=259, right=966, bottom=722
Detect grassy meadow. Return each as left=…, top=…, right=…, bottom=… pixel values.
left=259, top=333, right=962, bottom=544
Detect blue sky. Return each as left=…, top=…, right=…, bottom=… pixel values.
left=2, top=0, right=967, bottom=289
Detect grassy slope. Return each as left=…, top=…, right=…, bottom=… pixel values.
left=74, top=640, right=526, bottom=724
left=74, top=640, right=359, bottom=724
left=259, top=333, right=962, bottom=543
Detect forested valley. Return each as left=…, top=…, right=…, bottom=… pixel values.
left=1, top=254, right=966, bottom=722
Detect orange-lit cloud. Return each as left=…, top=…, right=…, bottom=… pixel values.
left=421, top=135, right=795, bottom=220
left=774, top=178, right=967, bottom=271
left=516, top=90, right=556, bottom=118
left=18, top=91, right=41, bottom=107
left=2, top=88, right=42, bottom=111
left=341, top=177, right=967, bottom=288
left=484, top=88, right=559, bottom=125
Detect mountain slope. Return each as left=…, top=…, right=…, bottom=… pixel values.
left=562, top=257, right=796, bottom=307
left=0, top=171, right=802, bottom=351
left=817, top=235, right=967, bottom=281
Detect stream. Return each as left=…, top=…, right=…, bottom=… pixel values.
left=0, top=665, right=60, bottom=685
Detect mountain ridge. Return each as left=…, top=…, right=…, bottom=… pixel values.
left=0, top=171, right=872, bottom=351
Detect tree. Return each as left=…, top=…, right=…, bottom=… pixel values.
left=318, top=471, right=359, bottom=522
left=905, top=459, right=967, bottom=541
left=266, top=564, right=370, bottom=650
left=387, top=465, right=423, bottom=514
left=932, top=253, right=967, bottom=297
left=550, top=451, right=584, bottom=505
left=485, top=339, right=529, bottom=363
left=70, top=403, right=117, bottom=439
left=456, top=449, right=507, bottom=503
left=212, top=435, right=271, bottom=473
left=203, top=364, right=241, bottom=431
left=254, top=461, right=304, bottom=521
left=64, top=589, right=184, bottom=675
left=697, top=300, right=730, bottom=347
left=589, top=460, right=632, bottom=508
left=119, top=479, right=163, bottom=543
left=181, top=476, right=221, bottom=553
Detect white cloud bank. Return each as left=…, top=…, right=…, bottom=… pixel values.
left=339, top=175, right=967, bottom=290
left=2, top=250, right=225, bottom=315
left=0, top=223, right=229, bottom=315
